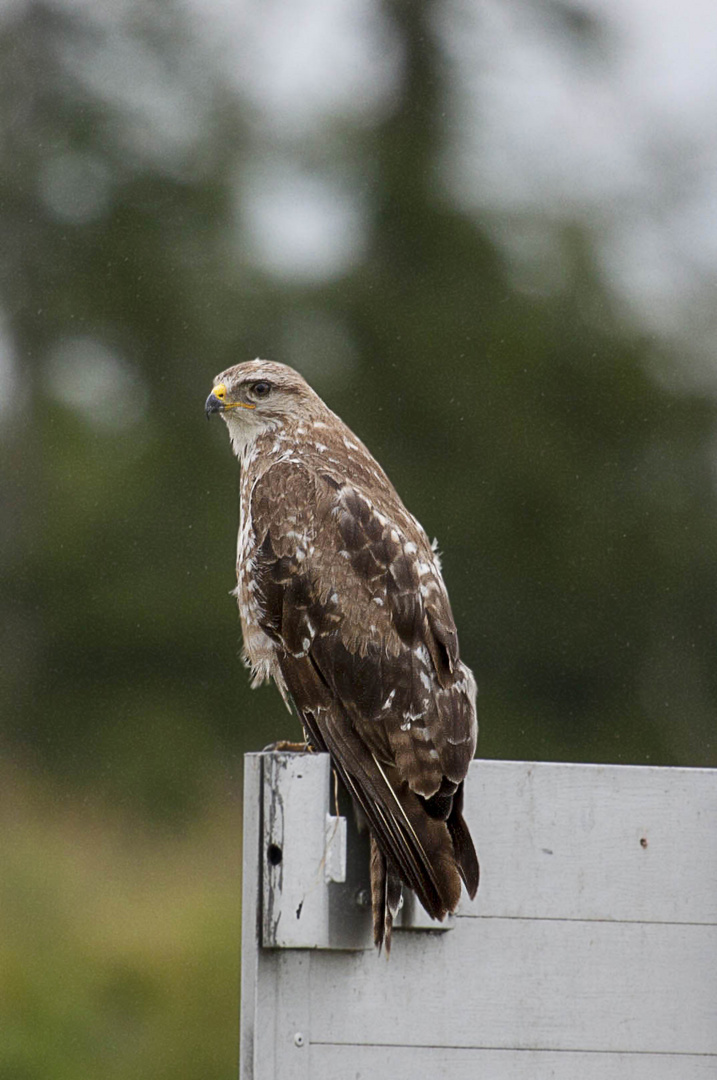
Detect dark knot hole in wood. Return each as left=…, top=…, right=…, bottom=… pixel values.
left=267, top=843, right=283, bottom=866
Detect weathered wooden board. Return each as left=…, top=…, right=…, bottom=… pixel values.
left=305, top=920, right=717, bottom=1053
left=241, top=753, right=717, bottom=1080
left=258, top=751, right=453, bottom=949
left=310, top=1046, right=717, bottom=1080
left=465, top=760, right=717, bottom=924
left=261, top=752, right=371, bottom=950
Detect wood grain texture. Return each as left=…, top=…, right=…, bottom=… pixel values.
left=261, top=752, right=374, bottom=949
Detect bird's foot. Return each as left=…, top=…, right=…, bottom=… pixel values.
left=261, top=739, right=313, bottom=753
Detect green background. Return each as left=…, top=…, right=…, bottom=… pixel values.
left=1, top=2, right=715, bottom=1076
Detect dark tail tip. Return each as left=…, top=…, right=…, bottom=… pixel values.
left=371, top=835, right=403, bottom=956
left=448, top=801, right=480, bottom=899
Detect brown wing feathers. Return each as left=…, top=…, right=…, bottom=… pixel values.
left=250, top=461, right=478, bottom=951
left=277, top=644, right=462, bottom=927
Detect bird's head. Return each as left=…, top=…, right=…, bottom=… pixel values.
left=205, top=359, right=322, bottom=456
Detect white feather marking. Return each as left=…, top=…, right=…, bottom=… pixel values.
left=403, top=709, right=424, bottom=723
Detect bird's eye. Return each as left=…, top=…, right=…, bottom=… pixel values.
left=251, top=381, right=272, bottom=398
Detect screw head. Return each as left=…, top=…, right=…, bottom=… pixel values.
left=294, top=1032, right=305, bottom=1048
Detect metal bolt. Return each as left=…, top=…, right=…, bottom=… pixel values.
left=294, top=1032, right=305, bottom=1048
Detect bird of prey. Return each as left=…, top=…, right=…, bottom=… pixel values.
left=206, top=360, right=479, bottom=951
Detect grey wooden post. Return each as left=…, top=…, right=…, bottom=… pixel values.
left=241, top=752, right=717, bottom=1079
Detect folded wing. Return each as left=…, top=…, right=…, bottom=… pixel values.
left=250, top=461, right=479, bottom=949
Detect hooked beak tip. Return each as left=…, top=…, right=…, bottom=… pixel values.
left=205, top=392, right=223, bottom=419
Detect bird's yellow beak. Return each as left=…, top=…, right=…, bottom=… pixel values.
left=205, top=382, right=256, bottom=419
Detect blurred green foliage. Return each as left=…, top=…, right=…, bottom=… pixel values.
left=1, top=0, right=716, bottom=1074
left=1, top=769, right=241, bottom=1080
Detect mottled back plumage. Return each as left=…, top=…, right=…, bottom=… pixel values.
left=206, top=360, right=479, bottom=951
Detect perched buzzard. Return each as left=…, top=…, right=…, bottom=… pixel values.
left=206, top=360, right=479, bottom=951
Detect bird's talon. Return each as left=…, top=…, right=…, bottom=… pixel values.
left=261, top=739, right=311, bottom=753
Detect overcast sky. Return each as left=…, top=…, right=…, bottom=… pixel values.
left=196, top=0, right=717, bottom=375
left=3, top=0, right=717, bottom=407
